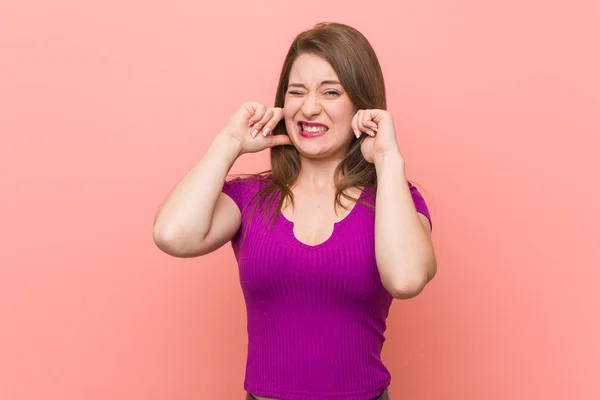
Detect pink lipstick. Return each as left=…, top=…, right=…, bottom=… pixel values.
left=298, top=121, right=329, bottom=138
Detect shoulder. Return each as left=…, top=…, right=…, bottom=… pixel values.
left=222, top=174, right=272, bottom=211
left=407, top=181, right=432, bottom=231
left=223, top=174, right=268, bottom=191
left=362, top=181, right=433, bottom=230
left=407, top=181, right=429, bottom=206
left=361, top=181, right=425, bottom=203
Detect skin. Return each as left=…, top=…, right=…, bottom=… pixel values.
left=153, top=53, right=437, bottom=400
left=278, top=53, right=366, bottom=245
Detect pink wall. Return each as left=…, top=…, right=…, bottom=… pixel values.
left=1, top=1, right=598, bottom=399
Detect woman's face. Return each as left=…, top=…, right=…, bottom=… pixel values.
left=283, top=53, right=356, bottom=160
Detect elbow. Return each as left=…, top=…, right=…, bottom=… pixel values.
left=152, top=226, right=182, bottom=256
left=152, top=226, right=203, bottom=258
left=387, top=277, right=427, bottom=299
left=386, top=262, right=437, bottom=300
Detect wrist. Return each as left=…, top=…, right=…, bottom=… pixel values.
left=373, top=148, right=405, bottom=169
left=214, top=131, right=244, bottom=158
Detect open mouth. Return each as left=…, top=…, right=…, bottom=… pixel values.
left=298, top=122, right=329, bottom=138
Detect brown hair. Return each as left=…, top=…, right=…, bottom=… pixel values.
left=247, top=22, right=388, bottom=225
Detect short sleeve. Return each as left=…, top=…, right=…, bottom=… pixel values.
left=408, top=182, right=433, bottom=231
left=222, top=177, right=245, bottom=212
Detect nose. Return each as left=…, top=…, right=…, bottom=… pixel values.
left=301, top=93, right=322, bottom=117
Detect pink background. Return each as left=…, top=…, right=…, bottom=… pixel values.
left=1, top=1, right=599, bottom=399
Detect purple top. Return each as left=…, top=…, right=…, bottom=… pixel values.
left=222, top=176, right=431, bottom=400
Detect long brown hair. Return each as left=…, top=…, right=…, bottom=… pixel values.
left=248, top=22, right=388, bottom=225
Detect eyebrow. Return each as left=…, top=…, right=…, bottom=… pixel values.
left=288, top=80, right=342, bottom=88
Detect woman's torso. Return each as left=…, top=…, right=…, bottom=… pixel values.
left=223, top=177, right=395, bottom=399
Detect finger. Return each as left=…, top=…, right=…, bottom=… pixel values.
left=351, top=111, right=361, bottom=139
left=261, top=108, right=283, bottom=137
left=364, top=109, right=379, bottom=131
left=267, top=133, right=293, bottom=147
left=356, top=110, right=364, bottom=133
left=251, top=108, right=275, bottom=138
left=247, top=103, right=267, bottom=134
left=357, top=110, right=374, bottom=137
left=360, top=109, right=376, bottom=137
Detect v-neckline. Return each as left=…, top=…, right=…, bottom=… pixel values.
left=278, top=187, right=366, bottom=250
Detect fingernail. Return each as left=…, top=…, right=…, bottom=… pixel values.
left=262, top=127, right=270, bottom=136
left=353, top=129, right=361, bottom=138
left=248, top=121, right=254, bottom=127
left=251, top=130, right=258, bottom=138
left=366, top=130, right=375, bottom=137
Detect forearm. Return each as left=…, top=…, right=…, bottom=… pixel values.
left=374, top=150, right=436, bottom=299
left=153, top=133, right=242, bottom=242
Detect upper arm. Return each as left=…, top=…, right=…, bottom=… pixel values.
left=194, top=192, right=241, bottom=256
left=153, top=191, right=241, bottom=258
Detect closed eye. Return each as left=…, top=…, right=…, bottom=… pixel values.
left=287, top=90, right=341, bottom=97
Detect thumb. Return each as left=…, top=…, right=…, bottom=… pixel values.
left=267, top=134, right=293, bottom=148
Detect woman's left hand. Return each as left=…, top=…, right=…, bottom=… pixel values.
left=351, top=109, right=403, bottom=163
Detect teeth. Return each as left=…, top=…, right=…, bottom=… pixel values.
left=302, top=125, right=328, bottom=133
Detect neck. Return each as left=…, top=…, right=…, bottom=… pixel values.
left=295, top=155, right=343, bottom=190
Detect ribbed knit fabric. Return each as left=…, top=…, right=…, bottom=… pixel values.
left=222, top=176, right=431, bottom=400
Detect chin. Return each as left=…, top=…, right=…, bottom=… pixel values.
left=294, top=141, right=348, bottom=161
left=295, top=146, right=328, bottom=158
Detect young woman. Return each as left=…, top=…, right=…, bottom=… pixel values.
left=153, top=22, right=437, bottom=400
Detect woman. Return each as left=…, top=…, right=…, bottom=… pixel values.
left=153, top=22, right=437, bottom=400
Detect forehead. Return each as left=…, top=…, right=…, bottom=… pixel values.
left=289, top=53, right=339, bottom=83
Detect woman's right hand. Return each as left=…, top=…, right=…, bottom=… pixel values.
left=219, top=101, right=293, bottom=155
